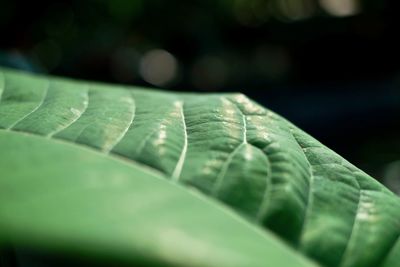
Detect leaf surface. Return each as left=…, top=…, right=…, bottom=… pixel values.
left=0, top=67, right=399, bottom=267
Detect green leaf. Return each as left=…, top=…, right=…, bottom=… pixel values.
left=0, top=67, right=399, bottom=267
left=0, top=130, right=315, bottom=267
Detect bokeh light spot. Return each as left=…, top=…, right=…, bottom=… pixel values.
left=273, top=0, right=316, bottom=22
left=139, top=49, right=178, bottom=86
left=319, top=0, right=360, bottom=17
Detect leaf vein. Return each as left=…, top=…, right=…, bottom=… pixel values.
left=47, top=86, right=90, bottom=138
left=104, top=94, right=136, bottom=153
left=7, top=80, right=50, bottom=130
left=171, top=101, right=188, bottom=182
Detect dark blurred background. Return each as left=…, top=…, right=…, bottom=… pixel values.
left=1, top=0, right=399, bottom=183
